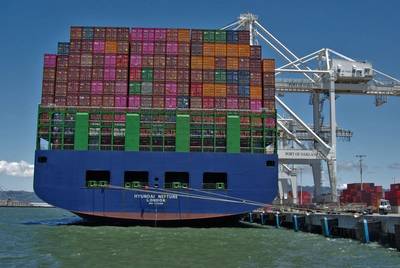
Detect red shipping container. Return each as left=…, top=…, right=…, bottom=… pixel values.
left=190, top=97, right=202, bottom=108
left=42, top=81, right=55, bottom=95
left=44, top=54, right=57, bottom=68
left=250, top=59, right=262, bottom=71
left=165, top=69, right=177, bottom=81
left=227, top=84, right=238, bottom=96
left=70, top=26, right=82, bottom=39
left=177, top=70, right=189, bottom=82
left=177, top=56, right=190, bottom=69
left=56, top=68, right=68, bottom=82
left=41, top=95, right=54, bottom=105
left=178, top=43, right=190, bottom=55
left=143, top=42, right=155, bottom=54
left=166, top=43, right=178, bottom=54
left=115, top=81, right=127, bottom=94
left=190, top=83, right=202, bottom=96
left=81, top=40, right=93, bottom=53
left=69, top=40, right=81, bottom=53
left=191, top=70, right=202, bottom=83
left=130, top=42, right=142, bottom=54
left=106, top=28, right=118, bottom=40
left=239, top=58, right=250, bottom=70
left=154, top=42, right=166, bottom=54
left=166, top=56, right=178, bottom=67
left=152, top=96, right=165, bottom=108
left=56, top=56, right=69, bottom=68
left=66, top=94, right=78, bottom=106
left=215, top=98, right=226, bottom=109
left=103, top=82, right=115, bottom=94
left=79, top=82, right=91, bottom=94
left=80, top=67, right=92, bottom=81
left=92, top=68, right=104, bottom=80
left=54, top=96, right=66, bottom=106
left=117, top=41, right=129, bottom=54
left=92, top=54, right=104, bottom=66
left=115, top=95, right=127, bottom=108
left=227, top=97, right=238, bottom=109
left=117, top=28, right=130, bottom=41
left=203, top=97, right=215, bottom=109
left=165, top=96, right=177, bottom=108
left=68, top=67, right=80, bottom=80
left=68, top=54, right=81, bottom=66
left=43, top=67, right=56, bottom=81
left=128, top=96, right=140, bottom=108
left=67, top=81, right=79, bottom=93
left=239, top=98, right=250, bottom=109
left=154, top=55, right=166, bottom=68
left=154, top=69, right=165, bottom=81
left=166, top=29, right=178, bottom=42
left=102, top=95, right=114, bottom=107
left=116, top=55, right=129, bottom=68
left=215, top=57, right=227, bottom=69
left=142, top=55, right=154, bottom=67
left=91, top=81, right=103, bottom=94
left=90, top=95, right=103, bottom=106
left=153, top=82, right=165, bottom=95
left=177, top=83, right=189, bottom=95
left=129, top=68, right=141, bottom=81
left=77, top=95, right=90, bottom=106
left=55, top=82, right=67, bottom=96
left=166, top=83, right=177, bottom=95
left=265, top=118, right=276, bottom=128
left=250, top=46, right=261, bottom=59
left=116, top=69, right=128, bottom=80
left=154, top=29, right=167, bottom=41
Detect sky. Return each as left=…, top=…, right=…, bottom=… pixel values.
left=0, top=0, right=399, bottom=191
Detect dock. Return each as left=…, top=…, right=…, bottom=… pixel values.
left=245, top=210, right=400, bottom=250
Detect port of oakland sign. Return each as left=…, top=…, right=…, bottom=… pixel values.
left=133, top=193, right=178, bottom=205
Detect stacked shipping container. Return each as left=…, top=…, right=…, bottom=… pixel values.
left=340, top=183, right=383, bottom=207
left=384, top=184, right=400, bottom=208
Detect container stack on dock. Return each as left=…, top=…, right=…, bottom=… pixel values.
left=38, top=26, right=277, bottom=153
left=385, top=184, right=400, bottom=213
left=340, top=183, right=383, bottom=207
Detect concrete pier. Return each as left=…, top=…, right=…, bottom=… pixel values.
left=246, top=211, right=400, bottom=250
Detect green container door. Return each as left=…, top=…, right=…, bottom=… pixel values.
left=129, top=82, right=141, bottom=95
left=125, top=113, right=140, bottom=151
left=203, top=30, right=215, bottom=42
left=215, top=30, right=227, bottom=43
left=227, top=115, right=240, bottom=153
left=176, top=114, right=190, bottom=152
left=74, top=112, right=89, bottom=150
left=215, top=70, right=226, bottom=83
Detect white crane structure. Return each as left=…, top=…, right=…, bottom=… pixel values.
left=222, top=13, right=400, bottom=203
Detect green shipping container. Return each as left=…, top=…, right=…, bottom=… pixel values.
left=141, top=68, right=153, bottom=82
left=215, top=70, right=226, bottom=83
left=215, top=30, right=226, bottom=43
left=203, top=30, right=215, bottom=42
left=129, top=82, right=141, bottom=95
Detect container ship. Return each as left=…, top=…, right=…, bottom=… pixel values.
left=34, top=26, right=278, bottom=225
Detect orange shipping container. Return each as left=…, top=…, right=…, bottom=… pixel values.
left=191, top=56, right=203, bottom=69
left=238, top=44, right=250, bottom=57
left=203, top=43, right=215, bottom=57
left=262, top=59, right=275, bottom=72
left=227, top=57, right=239, bottom=70
left=203, top=83, right=215, bottom=97
left=178, top=29, right=190, bottom=42
left=250, top=86, right=262, bottom=99
left=202, top=56, right=215, bottom=69
left=215, top=44, right=227, bottom=57
left=105, top=41, right=117, bottom=53
left=214, top=84, right=227, bottom=97
left=226, top=44, right=238, bottom=57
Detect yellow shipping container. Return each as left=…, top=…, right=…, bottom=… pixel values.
left=262, top=59, right=275, bottom=72
left=250, top=86, right=262, bottom=99
left=215, top=44, right=227, bottom=57
left=238, top=44, right=250, bottom=57
left=105, top=41, right=117, bottom=53
left=191, top=56, right=203, bottom=70
left=214, top=84, right=227, bottom=97
left=202, top=56, right=215, bottom=69
left=203, top=83, right=215, bottom=97
left=226, top=44, right=238, bottom=57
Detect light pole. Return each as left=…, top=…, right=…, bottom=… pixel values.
left=355, top=155, right=366, bottom=190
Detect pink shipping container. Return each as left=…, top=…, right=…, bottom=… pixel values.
left=115, top=81, right=128, bottom=94
left=227, top=98, right=238, bottom=109
left=143, top=28, right=155, bottom=41
left=66, top=95, right=78, bottom=106
left=103, top=82, right=115, bottom=94
left=90, top=81, right=103, bottom=94
left=165, top=96, right=177, bottom=108
left=154, top=29, right=167, bottom=41
left=44, top=54, right=57, bottom=68
left=203, top=97, right=215, bottom=109
left=104, top=68, right=116, bottom=81
left=190, top=97, right=202, bottom=109
left=105, top=55, right=116, bottom=67
left=130, top=55, right=142, bottom=67
left=190, top=83, right=202, bottom=96
left=250, top=100, right=262, bottom=111
left=93, top=41, right=105, bottom=53
left=115, top=96, right=127, bottom=107
left=90, top=95, right=103, bottom=106
left=130, top=28, right=143, bottom=41
left=265, top=118, right=276, bottom=128
left=103, top=95, right=115, bottom=107
left=166, top=43, right=178, bottom=54
left=128, top=96, right=140, bottom=108
left=166, top=83, right=177, bottom=95
left=142, top=42, right=154, bottom=54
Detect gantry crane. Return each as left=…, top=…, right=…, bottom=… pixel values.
left=222, top=13, right=400, bottom=203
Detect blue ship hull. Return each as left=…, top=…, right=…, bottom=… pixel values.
left=34, top=150, right=278, bottom=224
